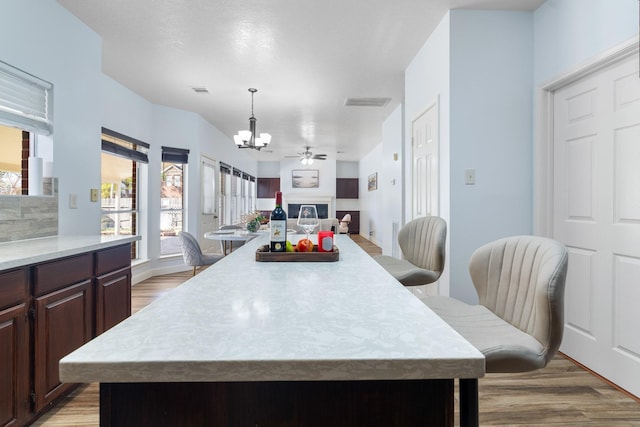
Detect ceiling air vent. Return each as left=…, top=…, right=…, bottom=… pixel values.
left=191, top=87, right=209, bottom=94
left=344, top=97, right=391, bottom=107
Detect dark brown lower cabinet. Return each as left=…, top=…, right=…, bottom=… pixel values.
left=33, top=280, right=94, bottom=412
left=96, top=267, right=131, bottom=335
left=0, top=243, right=132, bottom=426
left=0, top=269, right=29, bottom=427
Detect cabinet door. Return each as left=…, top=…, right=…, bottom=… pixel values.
left=0, top=303, right=28, bottom=427
left=0, top=268, right=28, bottom=427
left=33, top=280, right=93, bottom=412
left=96, top=267, right=131, bottom=335
left=257, top=178, right=280, bottom=198
left=336, top=178, right=359, bottom=199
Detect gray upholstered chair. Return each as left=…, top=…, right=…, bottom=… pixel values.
left=421, top=235, right=568, bottom=373
left=178, top=231, right=223, bottom=275
left=420, top=235, right=568, bottom=425
left=374, top=215, right=446, bottom=286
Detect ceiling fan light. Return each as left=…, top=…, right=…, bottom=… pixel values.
left=307, top=158, right=314, bottom=165
left=300, top=158, right=308, bottom=165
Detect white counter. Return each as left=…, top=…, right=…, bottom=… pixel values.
left=0, top=235, right=140, bottom=271
left=60, top=234, right=484, bottom=383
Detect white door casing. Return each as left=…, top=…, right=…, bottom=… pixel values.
left=552, top=48, right=640, bottom=398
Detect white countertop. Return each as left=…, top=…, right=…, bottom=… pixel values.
left=0, top=235, right=140, bottom=270
left=60, top=234, right=484, bottom=383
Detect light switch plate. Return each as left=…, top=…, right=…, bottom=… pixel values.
left=465, top=169, right=476, bottom=185
left=90, top=188, right=99, bottom=202
left=69, top=193, right=78, bottom=209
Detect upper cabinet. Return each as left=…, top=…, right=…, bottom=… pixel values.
left=336, top=178, right=359, bottom=199
left=257, top=178, right=280, bottom=199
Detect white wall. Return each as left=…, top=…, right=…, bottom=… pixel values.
left=1, top=0, right=103, bottom=235
left=358, top=144, right=383, bottom=245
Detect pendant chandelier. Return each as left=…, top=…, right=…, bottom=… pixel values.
left=234, top=88, right=271, bottom=150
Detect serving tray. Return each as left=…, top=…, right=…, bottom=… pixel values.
left=255, top=245, right=339, bottom=262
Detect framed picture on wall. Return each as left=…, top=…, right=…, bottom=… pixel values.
left=368, top=172, right=378, bottom=191
left=292, top=169, right=319, bottom=188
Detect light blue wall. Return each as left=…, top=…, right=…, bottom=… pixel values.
left=1, top=0, right=102, bottom=235
left=405, top=13, right=452, bottom=294
left=448, top=10, right=534, bottom=303
left=534, top=0, right=638, bottom=84
left=1, top=0, right=257, bottom=279
left=380, top=105, right=403, bottom=256
left=359, top=143, right=383, bottom=245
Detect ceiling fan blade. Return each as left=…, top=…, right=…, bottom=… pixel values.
left=312, top=155, right=327, bottom=159
left=284, top=155, right=301, bottom=158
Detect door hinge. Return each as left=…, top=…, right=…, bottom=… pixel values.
left=28, top=306, right=36, bottom=320
left=30, top=391, right=36, bottom=407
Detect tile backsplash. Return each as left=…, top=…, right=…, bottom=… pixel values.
left=0, top=178, right=59, bottom=242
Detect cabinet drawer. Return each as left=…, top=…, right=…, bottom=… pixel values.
left=95, top=244, right=131, bottom=276
left=0, top=268, right=27, bottom=311
left=33, top=254, right=93, bottom=297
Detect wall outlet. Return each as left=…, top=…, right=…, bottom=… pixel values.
left=69, top=193, right=78, bottom=209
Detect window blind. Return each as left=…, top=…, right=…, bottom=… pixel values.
left=162, top=146, right=190, bottom=163
left=0, top=60, right=53, bottom=135
left=101, top=127, right=149, bottom=163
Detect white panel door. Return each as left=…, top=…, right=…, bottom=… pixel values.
left=553, top=53, right=640, bottom=397
left=412, top=102, right=439, bottom=219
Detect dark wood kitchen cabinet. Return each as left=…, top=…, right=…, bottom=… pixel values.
left=336, top=178, right=359, bottom=199
left=0, top=268, right=29, bottom=427
left=95, top=245, right=132, bottom=335
left=0, top=242, right=133, bottom=426
left=257, top=177, right=280, bottom=198
left=32, top=253, right=94, bottom=412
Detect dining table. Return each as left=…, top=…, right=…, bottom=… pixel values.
left=60, top=233, right=485, bottom=426
left=203, top=229, right=262, bottom=255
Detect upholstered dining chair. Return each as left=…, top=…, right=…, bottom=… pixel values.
left=338, top=214, right=351, bottom=234
left=420, top=235, right=568, bottom=426
left=374, top=215, right=446, bottom=286
left=178, top=231, right=223, bottom=275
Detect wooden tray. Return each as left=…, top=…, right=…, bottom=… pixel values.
left=255, top=245, right=339, bottom=262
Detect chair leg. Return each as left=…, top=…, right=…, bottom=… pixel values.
left=459, top=378, right=479, bottom=427
left=192, top=266, right=196, bottom=276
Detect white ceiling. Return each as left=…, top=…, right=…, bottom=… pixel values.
left=57, top=0, right=543, bottom=162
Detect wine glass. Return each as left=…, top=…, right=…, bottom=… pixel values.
left=297, top=205, right=319, bottom=240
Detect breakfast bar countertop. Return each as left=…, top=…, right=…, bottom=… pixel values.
left=0, top=235, right=140, bottom=271
left=60, top=234, right=484, bottom=384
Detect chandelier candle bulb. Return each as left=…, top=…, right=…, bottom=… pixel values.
left=318, top=231, right=334, bottom=252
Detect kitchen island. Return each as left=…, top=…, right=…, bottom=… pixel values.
left=60, top=234, right=484, bottom=426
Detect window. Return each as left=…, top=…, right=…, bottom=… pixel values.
left=201, top=158, right=216, bottom=215
left=219, top=163, right=231, bottom=225
left=160, top=146, right=189, bottom=256
left=100, top=128, right=149, bottom=260
left=0, top=61, right=54, bottom=196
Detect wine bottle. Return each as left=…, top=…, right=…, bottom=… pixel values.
left=270, top=191, right=287, bottom=252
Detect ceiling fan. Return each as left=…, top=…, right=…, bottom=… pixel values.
left=285, top=146, right=327, bottom=165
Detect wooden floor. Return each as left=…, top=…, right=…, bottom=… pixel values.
left=33, top=235, right=640, bottom=426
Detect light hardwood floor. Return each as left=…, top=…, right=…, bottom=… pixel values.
left=33, top=235, right=640, bottom=426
